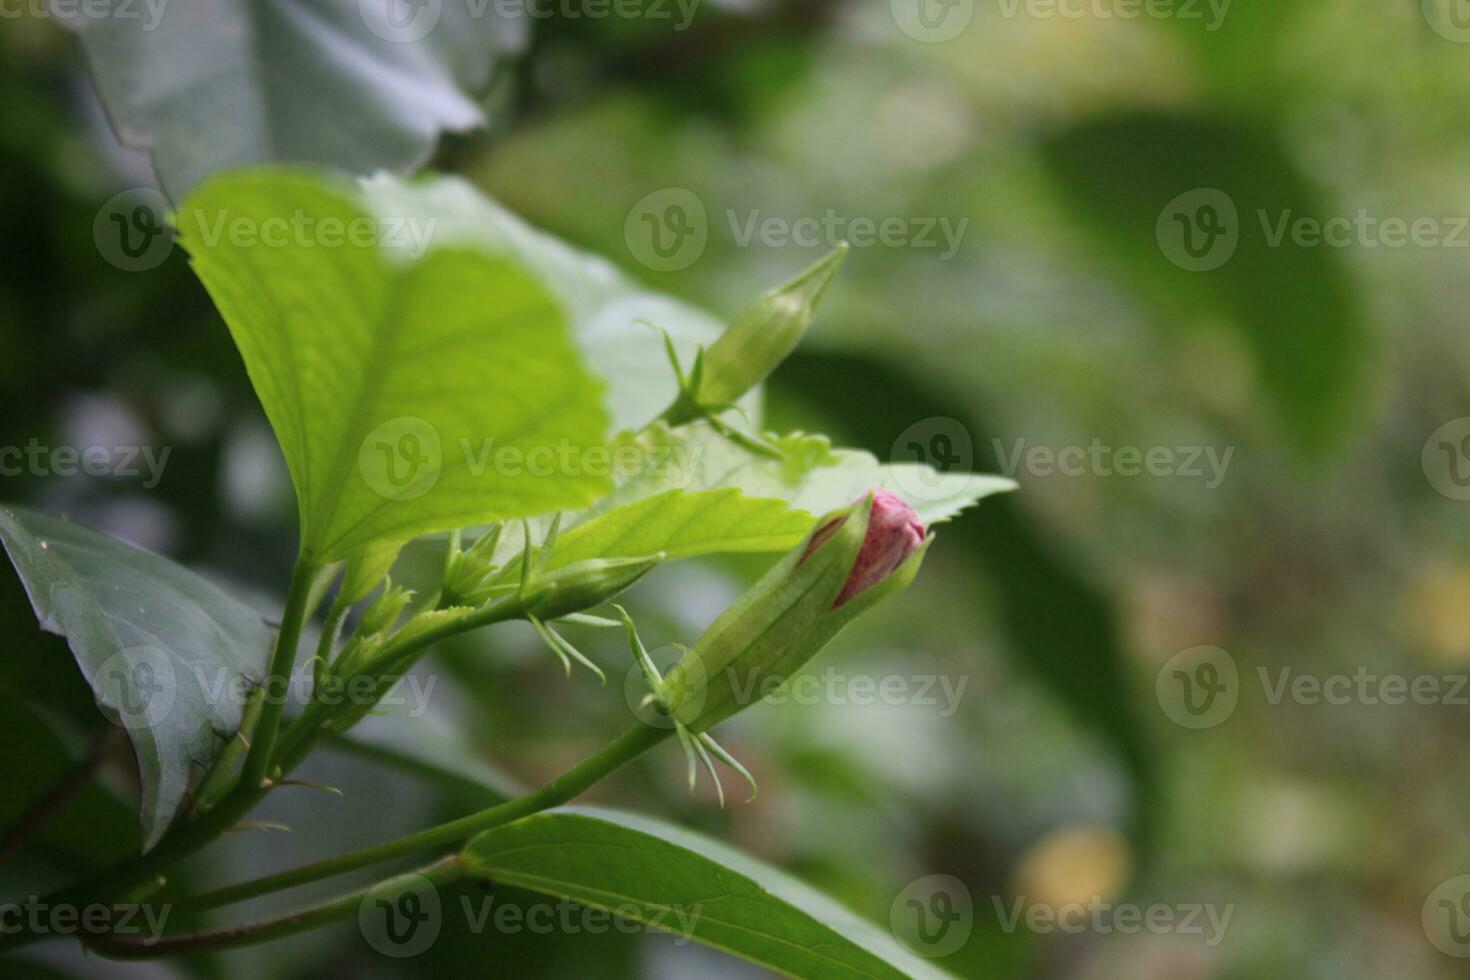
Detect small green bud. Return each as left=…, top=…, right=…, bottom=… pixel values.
left=357, top=581, right=413, bottom=637
left=527, top=553, right=664, bottom=621
left=665, top=244, right=848, bottom=424
left=661, top=490, right=928, bottom=732
left=339, top=542, right=402, bottom=608
left=443, top=525, right=505, bottom=607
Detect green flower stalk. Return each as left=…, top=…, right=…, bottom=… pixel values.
left=661, top=489, right=929, bottom=734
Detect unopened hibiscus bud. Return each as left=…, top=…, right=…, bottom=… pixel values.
left=660, top=490, right=929, bottom=732
left=803, top=489, right=926, bottom=607
left=663, top=245, right=848, bottom=425
left=526, top=554, right=664, bottom=621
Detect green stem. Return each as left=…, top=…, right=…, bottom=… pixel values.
left=241, top=558, right=318, bottom=790
left=269, top=593, right=530, bottom=773
left=89, top=856, right=467, bottom=959
left=191, top=685, right=265, bottom=815
left=187, top=722, right=669, bottom=911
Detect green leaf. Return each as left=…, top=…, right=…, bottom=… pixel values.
left=61, top=0, right=529, bottom=197
left=593, top=422, right=1015, bottom=528
left=463, top=806, right=955, bottom=980
left=546, top=488, right=814, bottom=566
left=176, top=169, right=611, bottom=564
left=0, top=505, right=274, bottom=849
left=472, top=424, right=1010, bottom=574
left=357, top=174, right=746, bottom=432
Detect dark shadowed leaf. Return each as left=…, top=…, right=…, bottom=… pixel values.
left=0, top=505, right=275, bottom=848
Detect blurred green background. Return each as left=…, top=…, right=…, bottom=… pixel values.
left=4, top=1, right=1470, bottom=977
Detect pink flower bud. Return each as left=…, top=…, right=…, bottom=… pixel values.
left=802, top=490, right=925, bottom=607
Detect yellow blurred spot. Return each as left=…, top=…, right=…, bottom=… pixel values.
left=1013, top=824, right=1132, bottom=910
left=1407, top=563, right=1470, bottom=663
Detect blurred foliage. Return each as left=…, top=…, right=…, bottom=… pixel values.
left=5, top=1, right=1470, bottom=978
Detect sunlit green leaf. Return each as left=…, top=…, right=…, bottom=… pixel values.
left=176, top=170, right=611, bottom=563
